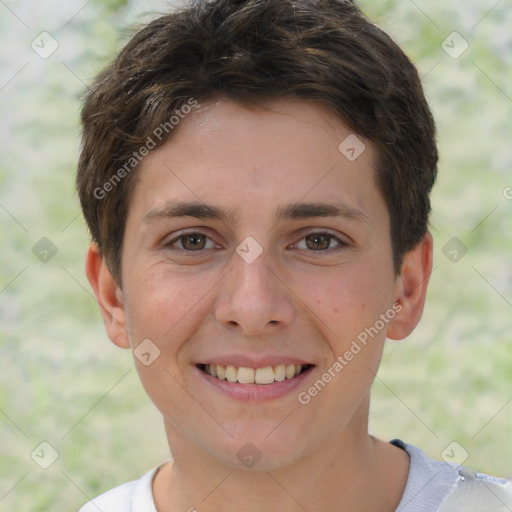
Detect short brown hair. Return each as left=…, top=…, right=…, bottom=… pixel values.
left=77, top=0, right=438, bottom=285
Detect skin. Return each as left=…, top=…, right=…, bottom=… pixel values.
left=86, top=98, right=433, bottom=511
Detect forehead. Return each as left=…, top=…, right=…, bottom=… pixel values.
left=128, top=98, right=383, bottom=226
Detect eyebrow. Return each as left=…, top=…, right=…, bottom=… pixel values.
left=142, top=200, right=368, bottom=225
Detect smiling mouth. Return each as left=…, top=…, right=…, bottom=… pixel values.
left=197, top=363, right=314, bottom=385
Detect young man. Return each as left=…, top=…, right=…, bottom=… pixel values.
left=77, top=0, right=512, bottom=510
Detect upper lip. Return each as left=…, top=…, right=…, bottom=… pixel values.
left=198, top=355, right=314, bottom=368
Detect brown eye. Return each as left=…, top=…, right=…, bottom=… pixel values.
left=166, top=231, right=217, bottom=253
left=292, top=231, right=351, bottom=256
left=304, top=233, right=332, bottom=250
left=293, top=232, right=348, bottom=253
left=180, top=233, right=207, bottom=250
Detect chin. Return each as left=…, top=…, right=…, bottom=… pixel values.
left=207, top=427, right=308, bottom=471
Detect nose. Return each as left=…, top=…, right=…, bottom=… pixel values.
left=214, top=246, right=294, bottom=336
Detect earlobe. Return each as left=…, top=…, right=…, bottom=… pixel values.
left=387, top=232, right=434, bottom=341
left=85, top=242, right=131, bottom=349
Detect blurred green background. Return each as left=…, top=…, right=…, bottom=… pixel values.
left=0, top=0, right=510, bottom=509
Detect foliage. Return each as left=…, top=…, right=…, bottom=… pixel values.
left=0, top=0, right=510, bottom=509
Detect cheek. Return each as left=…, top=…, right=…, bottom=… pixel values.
left=123, top=266, right=214, bottom=349
left=300, top=263, right=393, bottom=339
left=122, top=269, right=215, bottom=415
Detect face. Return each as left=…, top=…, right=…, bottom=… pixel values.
left=116, top=99, right=404, bottom=469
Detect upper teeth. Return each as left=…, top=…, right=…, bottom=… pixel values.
left=204, top=364, right=303, bottom=384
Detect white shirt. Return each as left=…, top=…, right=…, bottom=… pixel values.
left=78, top=441, right=512, bottom=511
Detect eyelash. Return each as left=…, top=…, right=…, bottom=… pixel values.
left=164, top=230, right=349, bottom=256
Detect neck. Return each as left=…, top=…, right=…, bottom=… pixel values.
left=153, top=400, right=409, bottom=512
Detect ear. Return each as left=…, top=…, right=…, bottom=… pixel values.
left=85, top=242, right=130, bottom=349
left=387, top=232, right=433, bottom=341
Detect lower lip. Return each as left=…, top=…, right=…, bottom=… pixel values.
left=197, top=366, right=315, bottom=401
